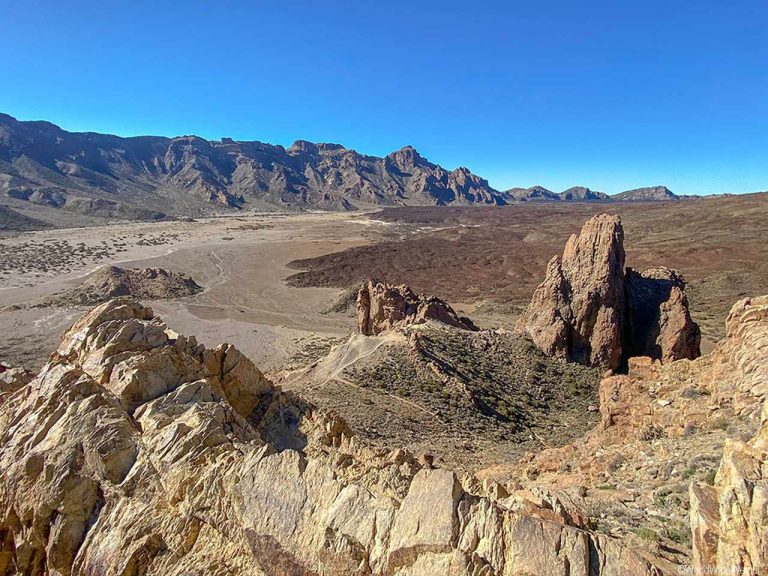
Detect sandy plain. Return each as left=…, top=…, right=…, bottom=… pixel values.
left=0, top=212, right=387, bottom=373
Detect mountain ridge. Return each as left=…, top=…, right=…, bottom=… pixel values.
left=0, top=113, right=696, bottom=225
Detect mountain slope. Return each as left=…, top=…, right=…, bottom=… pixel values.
left=503, top=185, right=561, bottom=201
left=612, top=186, right=679, bottom=201
left=504, top=185, right=610, bottom=201
left=559, top=186, right=609, bottom=200
left=0, top=204, right=49, bottom=231
left=0, top=113, right=504, bottom=219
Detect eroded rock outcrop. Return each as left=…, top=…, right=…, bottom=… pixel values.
left=0, top=297, right=670, bottom=575
left=625, top=267, right=701, bottom=363
left=47, top=265, right=202, bottom=307
left=356, top=279, right=478, bottom=336
left=517, top=214, right=700, bottom=369
left=688, top=296, right=768, bottom=575
left=517, top=213, right=626, bottom=368
left=0, top=363, right=33, bottom=405
left=494, top=294, right=768, bottom=566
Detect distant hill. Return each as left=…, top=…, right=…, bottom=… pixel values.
left=503, top=185, right=691, bottom=203
left=0, top=205, right=48, bottom=232
left=503, top=185, right=609, bottom=202
left=0, top=113, right=504, bottom=222
left=611, top=186, right=679, bottom=202
left=560, top=186, right=610, bottom=201
left=504, top=185, right=561, bottom=201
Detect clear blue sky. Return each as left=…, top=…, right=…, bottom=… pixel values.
left=2, top=0, right=767, bottom=195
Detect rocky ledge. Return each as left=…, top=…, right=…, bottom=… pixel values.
left=1, top=297, right=675, bottom=576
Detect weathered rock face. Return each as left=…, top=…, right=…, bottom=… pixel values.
left=48, top=265, right=203, bottom=306
left=496, top=294, right=768, bottom=569
left=0, top=113, right=504, bottom=215
left=625, top=267, right=701, bottom=362
left=517, top=214, right=627, bottom=368
left=518, top=214, right=700, bottom=369
left=0, top=364, right=33, bottom=404
left=356, top=279, right=478, bottom=336
left=0, top=298, right=671, bottom=575
left=689, top=295, right=768, bottom=575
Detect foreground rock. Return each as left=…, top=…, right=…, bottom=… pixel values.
left=0, top=363, right=33, bottom=404
left=517, top=214, right=700, bottom=369
left=0, top=298, right=671, bottom=575
left=501, top=295, right=768, bottom=566
left=356, top=279, right=478, bottom=336
left=689, top=295, right=768, bottom=574
left=47, top=265, right=203, bottom=306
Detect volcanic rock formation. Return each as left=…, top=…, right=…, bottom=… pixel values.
left=495, top=295, right=767, bottom=570
left=517, top=214, right=700, bottom=369
left=687, top=296, right=768, bottom=574
left=0, top=113, right=502, bottom=217
left=48, top=265, right=202, bottom=306
left=356, top=279, right=478, bottom=336
left=517, top=214, right=628, bottom=368
left=624, top=267, right=701, bottom=362
left=0, top=298, right=672, bottom=575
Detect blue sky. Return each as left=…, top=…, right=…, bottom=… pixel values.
left=2, top=0, right=767, bottom=195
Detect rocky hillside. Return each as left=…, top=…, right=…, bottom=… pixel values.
left=612, top=186, right=679, bottom=201
left=2, top=293, right=767, bottom=575
left=508, top=295, right=768, bottom=574
left=45, top=265, right=203, bottom=307
left=0, top=113, right=502, bottom=220
left=505, top=185, right=611, bottom=201
left=503, top=185, right=686, bottom=202
left=0, top=204, right=48, bottom=232
left=0, top=298, right=666, bottom=575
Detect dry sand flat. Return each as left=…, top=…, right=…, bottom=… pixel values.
left=0, top=212, right=379, bottom=370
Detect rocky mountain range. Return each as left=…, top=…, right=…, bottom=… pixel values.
left=504, top=185, right=612, bottom=202
left=0, top=113, right=689, bottom=224
left=504, top=185, right=683, bottom=202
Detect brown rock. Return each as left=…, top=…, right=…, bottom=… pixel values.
left=625, top=267, right=701, bottom=362
left=688, top=297, right=768, bottom=576
left=517, top=213, right=626, bottom=368
left=518, top=214, right=700, bottom=369
left=48, top=265, right=202, bottom=307
left=689, top=482, right=720, bottom=570
left=356, top=279, right=477, bottom=336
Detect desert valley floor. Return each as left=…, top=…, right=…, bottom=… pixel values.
left=4, top=194, right=768, bottom=372
left=3, top=195, right=768, bottom=465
